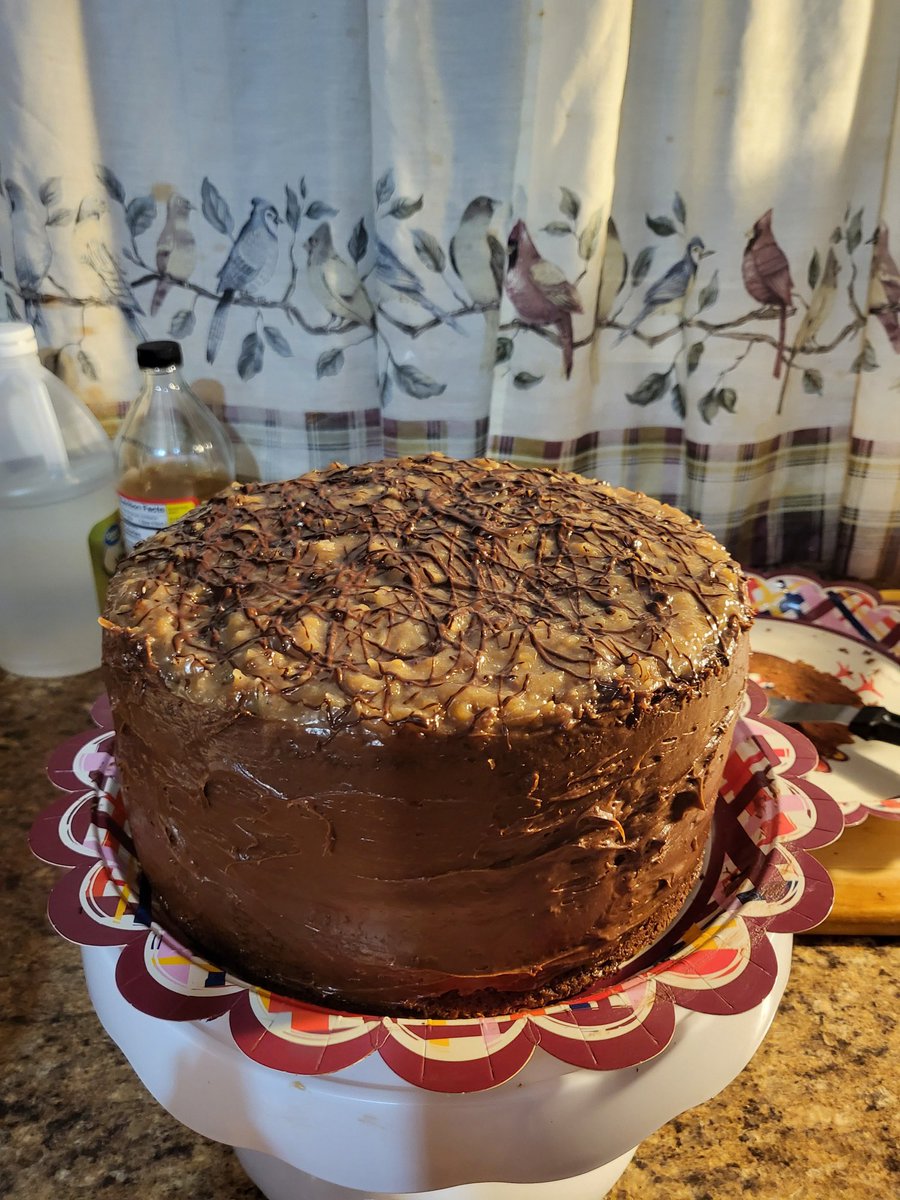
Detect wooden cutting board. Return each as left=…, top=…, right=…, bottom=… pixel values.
left=811, top=818, right=900, bottom=935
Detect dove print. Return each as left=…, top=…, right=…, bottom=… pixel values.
left=449, top=196, right=504, bottom=368
left=304, top=222, right=374, bottom=328
left=151, top=194, right=196, bottom=317
left=449, top=197, right=505, bottom=310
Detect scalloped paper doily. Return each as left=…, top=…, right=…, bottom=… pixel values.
left=30, top=681, right=842, bottom=1093
left=28, top=681, right=844, bottom=1094
left=747, top=571, right=900, bottom=824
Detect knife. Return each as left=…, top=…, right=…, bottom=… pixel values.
left=763, top=697, right=900, bottom=745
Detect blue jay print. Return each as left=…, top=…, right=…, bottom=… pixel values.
left=616, top=236, right=713, bottom=344
left=206, top=197, right=280, bottom=363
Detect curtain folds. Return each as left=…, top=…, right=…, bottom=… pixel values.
left=2, top=0, right=898, bottom=583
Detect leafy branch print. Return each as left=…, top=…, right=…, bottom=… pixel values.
left=610, top=196, right=889, bottom=421
left=1, top=169, right=893, bottom=412
left=0, top=168, right=505, bottom=391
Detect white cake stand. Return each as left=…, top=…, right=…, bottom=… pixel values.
left=33, top=684, right=841, bottom=1199
left=82, top=934, right=793, bottom=1200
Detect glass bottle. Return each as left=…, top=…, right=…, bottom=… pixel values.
left=115, top=340, right=235, bottom=552
left=0, top=321, right=121, bottom=676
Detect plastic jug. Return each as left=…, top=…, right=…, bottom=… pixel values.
left=0, top=322, right=121, bottom=676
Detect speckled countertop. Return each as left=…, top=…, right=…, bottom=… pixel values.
left=1, top=668, right=898, bottom=1199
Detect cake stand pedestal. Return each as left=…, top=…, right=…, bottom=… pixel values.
left=82, top=934, right=793, bottom=1199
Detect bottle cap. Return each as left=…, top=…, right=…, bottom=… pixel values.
left=0, top=321, right=39, bottom=358
left=137, top=340, right=183, bottom=369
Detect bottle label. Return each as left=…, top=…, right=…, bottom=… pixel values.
left=118, top=492, right=199, bottom=552
left=88, top=513, right=123, bottom=609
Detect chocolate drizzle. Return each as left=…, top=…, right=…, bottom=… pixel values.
left=105, top=455, right=752, bottom=735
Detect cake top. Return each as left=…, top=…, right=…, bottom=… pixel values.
left=103, top=454, right=752, bottom=734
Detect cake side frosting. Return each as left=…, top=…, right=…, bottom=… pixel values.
left=102, top=628, right=747, bottom=1014
left=103, top=454, right=752, bottom=735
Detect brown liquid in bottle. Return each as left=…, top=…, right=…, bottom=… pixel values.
left=118, top=460, right=232, bottom=503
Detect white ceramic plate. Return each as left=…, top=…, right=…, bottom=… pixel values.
left=751, top=618, right=900, bottom=822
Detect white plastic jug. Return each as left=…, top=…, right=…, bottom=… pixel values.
left=0, top=322, right=120, bottom=676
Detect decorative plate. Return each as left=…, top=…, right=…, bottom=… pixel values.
left=29, top=682, right=842, bottom=1094
left=747, top=571, right=900, bottom=824
left=746, top=572, right=900, bottom=650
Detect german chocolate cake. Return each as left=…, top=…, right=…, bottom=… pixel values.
left=101, top=454, right=752, bottom=1016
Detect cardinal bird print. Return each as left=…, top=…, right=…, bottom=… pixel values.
left=506, top=219, right=583, bottom=378
left=742, top=209, right=794, bottom=378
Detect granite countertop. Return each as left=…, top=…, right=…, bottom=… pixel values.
left=2, top=668, right=898, bottom=1199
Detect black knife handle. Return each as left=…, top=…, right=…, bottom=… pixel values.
left=847, top=706, right=900, bottom=745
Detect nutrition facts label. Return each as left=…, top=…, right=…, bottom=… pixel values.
left=118, top=492, right=197, bottom=552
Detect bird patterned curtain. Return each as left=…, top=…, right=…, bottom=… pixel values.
left=1, top=0, right=898, bottom=585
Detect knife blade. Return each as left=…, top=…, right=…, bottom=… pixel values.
left=763, top=697, right=900, bottom=745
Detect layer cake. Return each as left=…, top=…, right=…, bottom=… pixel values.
left=101, top=454, right=752, bottom=1016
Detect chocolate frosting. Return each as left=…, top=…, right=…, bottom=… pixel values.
left=102, top=455, right=752, bottom=1016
